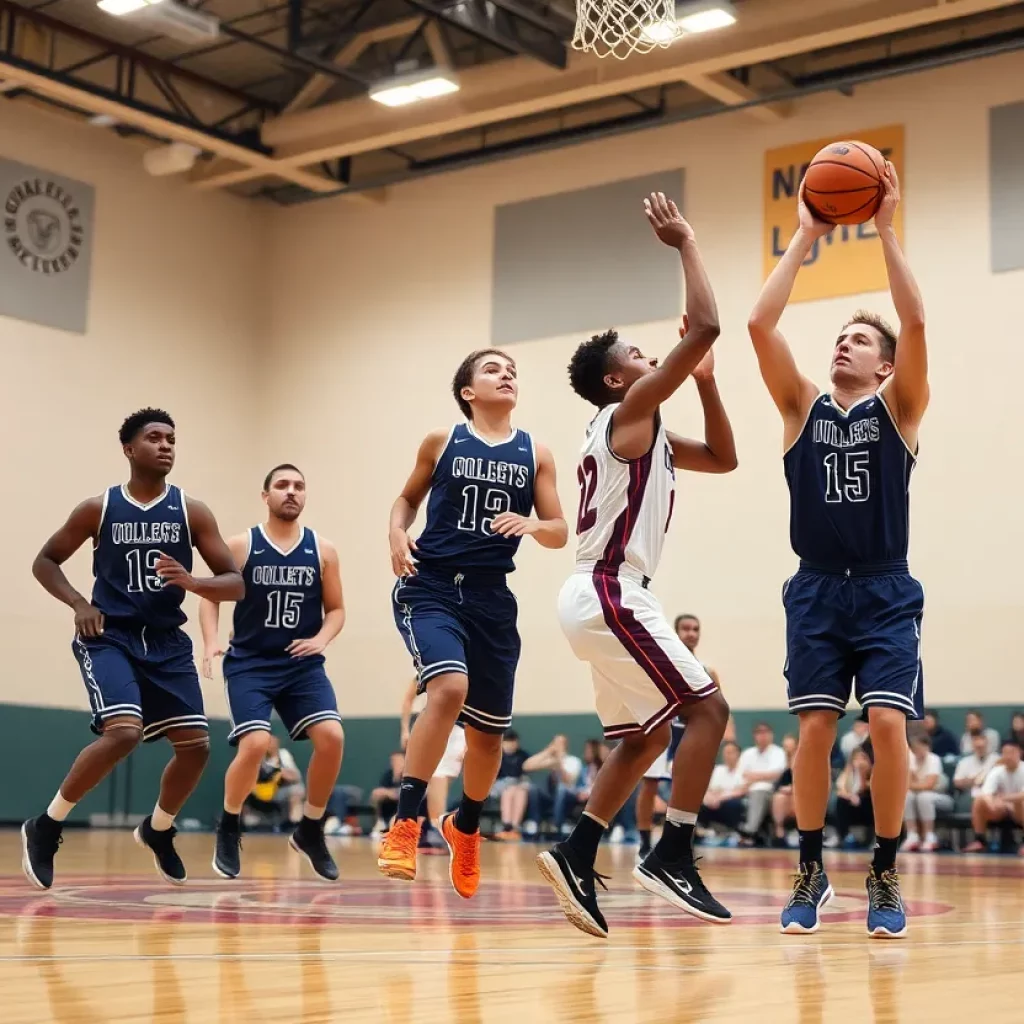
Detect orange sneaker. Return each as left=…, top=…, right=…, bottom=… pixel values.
left=377, top=819, right=420, bottom=881
left=440, top=811, right=482, bottom=899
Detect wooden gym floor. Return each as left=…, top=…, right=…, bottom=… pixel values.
left=1, top=831, right=1021, bottom=1023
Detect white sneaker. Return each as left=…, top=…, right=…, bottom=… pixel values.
left=920, top=834, right=939, bottom=852
left=900, top=833, right=920, bottom=852
left=610, top=825, right=626, bottom=844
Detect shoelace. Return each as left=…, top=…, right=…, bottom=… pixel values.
left=389, top=819, right=420, bottom=855
left=38, top=832, right=63, bottom=855
left=787, top=867, right=822, bottom=907
left=868, top=869, right=903, bottom=911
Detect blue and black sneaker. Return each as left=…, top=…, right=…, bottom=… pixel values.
left=866, top=867, right=907, bottom=938
left=780, top=863, right=834, bottom=934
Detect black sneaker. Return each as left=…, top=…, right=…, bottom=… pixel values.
left=633, top=851, right=732, bottom=923
left=213, top=819, right=242, bottom=880
left=134, top=816, right=187, bottom=886
left=290, top=818, right=339, bottom=881
left=536, top=842, right=610, bottom=939
left=22, top=816, right=63, bottom=890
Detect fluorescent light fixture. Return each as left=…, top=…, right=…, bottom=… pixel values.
left=676, top=1, right=737, bottom=34
left=97, top=0, right=161, bottom=15
left=640, top=19, right=680, bottom=45
left=89, top=114, right=119, bottom=127
left=369, top=69, right=459, bottom=108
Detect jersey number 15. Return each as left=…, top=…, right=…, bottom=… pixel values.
left=824, top=451, right=870, bottom=503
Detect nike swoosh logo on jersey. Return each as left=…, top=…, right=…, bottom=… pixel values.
left=304, top=549, right=314, bottom=554
left=454, top=438, right=468, bottom=444
left=253, top=549, right=266, bottom=555
left=167, top=506, right=179, bottom=510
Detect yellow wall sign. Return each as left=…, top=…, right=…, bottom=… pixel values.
left=763, top=125, right=905, bottom=303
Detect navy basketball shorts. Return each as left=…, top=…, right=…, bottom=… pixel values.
left=72, top=624, right=207, bottom=742
left=392, top=569, right=520, bottom=734
left=223, top=653, right=341, bottom=746
left=783, top=565, right=924, bottom=719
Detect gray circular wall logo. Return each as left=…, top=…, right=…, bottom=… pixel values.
left=4, top=178, right=85, bottom=274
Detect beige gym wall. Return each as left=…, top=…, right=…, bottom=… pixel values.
left=264, top=50, right=1024, bottom=717
left=0, top=101, right=264, bottom=715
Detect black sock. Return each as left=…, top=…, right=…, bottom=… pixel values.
left=454, top=796, right=484, bottom=835
left=220, top=812, right=240, bottom=832
left=566, top=813, right=605, bottom=867
left=396, top=777, right=428, bottom=820
left=872, top=834, right=899, bottom=873
left=38, top=813, right=62, bottom=832
left=639, top=829, right=652, bottom=853
left=300, top=814, right=323, bottom=833
left=798, top=828, right=824, bottom=869
left=974, top=831, right=987, bottom=844
left=654, top=820, right=694, bottom=862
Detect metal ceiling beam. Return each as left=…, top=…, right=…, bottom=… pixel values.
left=403, top=0, right=567, bottom=68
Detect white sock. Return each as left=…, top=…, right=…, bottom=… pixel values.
left=303, top=802, right=326, bottom=821
left=666, top=807, right=698, bottom=827
left=582, top=810, right=608, bottom=828
left=924, top=831, right=938, bottom=844
left=904, top=831, right=920, bottom=843
left=47, top=792, right=76, bottom=822
left=151, top=805, right=175, bottom=831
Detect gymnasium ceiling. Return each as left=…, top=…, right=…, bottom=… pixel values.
left=2, top=0, right=1023, bottom=204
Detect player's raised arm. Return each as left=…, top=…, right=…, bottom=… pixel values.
left=159, top=498, right=244, bottom=601
left=32, top=497, right=105, bottom=636
left=666, top=349, right=738, bottom=474
left=875, top=165, right=929, bottom=436
left=614, top=194, right=721, bottom=435
left=199, top=532, right=248, bottom=677
left=491, top=443, right=567, bottom=548
left=388, top=428, right=448, bottom=576
left=287, top=538, right=346, bottom=658
left=747, top=186, right=830, bottom=425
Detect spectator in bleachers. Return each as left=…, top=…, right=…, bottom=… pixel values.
left=960, top=710, right=1001, bottom=758
left=840, top=718, right=870, bottom=760
left=834, top=747, right=874, bottom=849
left=491, top=730, right=534, bottom=840
left=737, top=723, right=787, bottom=846
left=698, top=740, right=746, bottom=839
left=369, top=752, right=405, bottom=837
left=952, top=730, right=998, bottom=807
left=521, top=734, right=583, bottom=837
left=552, top=739, right=599, bottom=835
left=922, top=709, right=960, bottom=760
left=902, top=735, right=953, bottom=852
left=243, top=736, right=304, bottom=829
left=770, top=735, right=798, bottom=847
left=1006, top=712, right=1024, bottom=747
left=965, top=739, right=1024, bottom=854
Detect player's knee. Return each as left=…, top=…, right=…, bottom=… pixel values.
left=798, top=711, right=839, bottom=748
left=867, top=706, right=906, bottom=744
left=237, top=730, right=272, bottom=763
left=465, top=727, right=503, bottom=757
left=103, top=724, right=142, bottom=759
left=425, top=675, right=469, bottom=716
left=695, top=690, right=730, bottom=731
left=311, top=721, right=344, bottom=760
left=172, top=732, right=210, bottom=767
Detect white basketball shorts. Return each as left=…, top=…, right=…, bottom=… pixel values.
left=643, top=747, right=671, bottom=780
left=558, top=571, right=718, bottom=739
left=434, top=724, right=467, bottom=779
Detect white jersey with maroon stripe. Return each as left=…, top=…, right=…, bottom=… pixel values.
left=574, top=405, right=675, bottom=580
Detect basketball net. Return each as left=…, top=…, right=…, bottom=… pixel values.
left=573, top=0, right=679, bottom=60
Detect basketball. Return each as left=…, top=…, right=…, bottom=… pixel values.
left=803, top=140, right=887, bottom=225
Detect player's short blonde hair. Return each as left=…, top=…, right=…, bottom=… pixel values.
left=844, top=311, right=896, bottom=363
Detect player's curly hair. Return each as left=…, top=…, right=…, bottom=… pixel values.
left=452, top=349, right=514, bottom=420
left=118, top=408, right=174, bottom=445
left=844, top=311, right=896, bottom=363
left=567, top=329, right=619, bottom=407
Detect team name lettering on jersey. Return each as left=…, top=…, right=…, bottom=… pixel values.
left=250, top=565, right=317, bottom=588
left=451, top=457, right=530, bottom=489
left=110, top=522, right=183, bottom=545
left=813, top=417, right=881, bottom=448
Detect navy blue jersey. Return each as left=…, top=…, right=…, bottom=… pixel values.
left=92, top=484, right=192, bottom=629
left=784, top=391, right=916, bottom=568
left=231, top=525, right=323, bottom=656
left=414, top=424, right=536, bottom=575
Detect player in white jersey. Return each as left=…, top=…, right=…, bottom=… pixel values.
left=537, top=193, right=737, bottom=938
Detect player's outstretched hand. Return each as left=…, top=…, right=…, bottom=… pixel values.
left=797, top=176, right=835, bottom=239
left=155, top=553, right=196, bottom=591
left=390, top=527, right=418, bottom=577
left=874, top=161, right=900, bottom=230
left=73, top=598, right=105, bottom=638
left=691, top=347, right=715, bottom=382
left=287, top=637, right=327, bottom=659
left=644, top=192, right=694, bottom=249
left=490, top=512, right=540, bottom=538
left=202, top=646, right=226, bottom=679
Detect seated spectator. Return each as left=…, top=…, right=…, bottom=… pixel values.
left=522, top=734, right=582, bottom=836
left=737, top=723, right=787, bottom=845
left=902, top=735, right=953, bottom=852
left=922, top=709, right=960, bottom=760
left=491, top=730, right=534, bottom=840
left=952, top=730, right=998, bottom=808
left=1006, top=712, right=1024, bottom=747
left=835, top=747, right=874, bottom=848
left=960, top=710, right=1001, bottom=758
left=964, top=739, right=1024, bottom=854
left=243, top=736, right=303, bottom=829
left=770, top=735, right=798, bottom=847
left=698, top=740, right=747, bottom=837
left=840, top=719, right=870, bottom=760
left=369, top=752, right=405, bottom=837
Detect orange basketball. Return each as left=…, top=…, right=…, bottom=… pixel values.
left=803, top=140, right=887, bottom=225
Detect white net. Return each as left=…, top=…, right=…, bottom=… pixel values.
left=573, top=0, right=679, bottom=60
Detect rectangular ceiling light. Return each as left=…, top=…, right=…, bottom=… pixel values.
left=676, top=1, right=737, bottom=34
left=97, top=0, right=161, bottom=15
left=369, top=70, right=460, bottom=108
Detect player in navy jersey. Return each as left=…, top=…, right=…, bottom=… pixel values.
left=22, top=409, right=243, bottom=890
left=379, top=349, right=567, bottom=895
left=749, top=165, right=928, bottom=938
left=199, top=464, right=345, bottom=882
